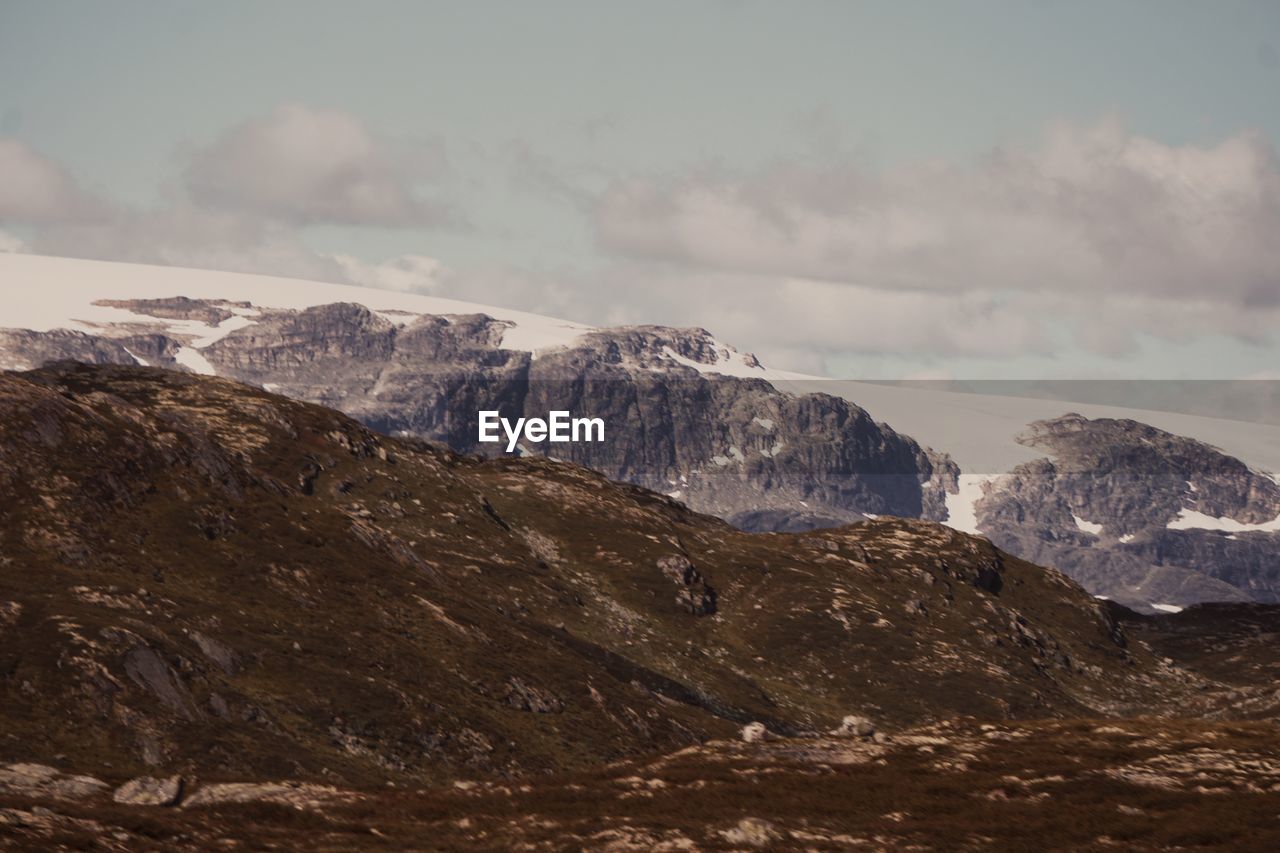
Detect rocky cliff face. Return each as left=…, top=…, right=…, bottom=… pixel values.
left=0, top=363, right=1177, bottom=786
left=976, top=415, right=1280, bottom=610
left=0, top=299, right=956, bottom=529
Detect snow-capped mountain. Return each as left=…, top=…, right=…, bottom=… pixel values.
left=0, top=253, right=954, bottom=531
left=0, top=252, right=813, bottom=381
left=4, top=252, right=1280, bottom=609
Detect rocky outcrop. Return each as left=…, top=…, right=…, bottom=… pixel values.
left=0, top=300, right=955, bottom=530
left=180, top=781, right=358, bottom=809
left=0, top=764, right=109, bottom=800
left=976, top=415, right=1280, bottom=609
left=112, top=775, right=184, bottom=806
left=5, top=716, right=1280, bottom=850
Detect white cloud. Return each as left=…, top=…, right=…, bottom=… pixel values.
left=0, top=138, right=106, bottom=224
left=0, top=229, right=23, bottom=253
left=185, top=103, right=449, bottom=227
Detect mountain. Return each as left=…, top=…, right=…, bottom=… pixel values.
left=3, top=253, right=1280, bottom=612
left=1, top=363, right=1279, bottom=850
left=0, top=362, right=1183, bottom=784
left=974, top=415, right=1280, bottom=611
left=0, top=253, right=955, bottom=530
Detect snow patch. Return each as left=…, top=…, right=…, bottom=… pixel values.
left=173, top=347, right=216, bottom=376
left=372, top=309, right=421, bottom=327
left=752, top=417, right=775, bottom=430
left=500, top=317, right=592, bottom=355
left=943, top=474, right=997, bottom=535
left=1072, top=515, right=1103, bottom=536
left=1151, top=603, right=1184, bottom=614
left=660, top=343, right=813, bottom=381
left=1166, top=508, right=1280, bottom=533
left=192, top=314, right=257, bottom=348
left=0, top=253, right=591, bottom=357
left=1118, top=533, right=1136, bottom=544
left=121, top=347, right=149, bottom=367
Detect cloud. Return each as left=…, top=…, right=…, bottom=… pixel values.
left=0, top=138, right=107, bottom=224
left=28, top=205, right=346, bottom=282
left=0, top=228, right=24, bottom=253
left=594, top=118, right=1280, bottom=310
left=332, top=253, right=447, bottom=293
left=185, top=104, right=451, bottom=227
left=8, top=115, right=1280, bottom=377
left=3, top=110, right=460, bottom=289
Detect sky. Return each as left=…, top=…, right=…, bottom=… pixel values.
left=1, top=0, right=1279, bottom=378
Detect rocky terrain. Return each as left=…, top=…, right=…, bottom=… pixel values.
left=2, top=364, right=1279, bottom=849
left=4, top=716, right=1279, bottom=851
left=976, top=415, right=1280, bottom=611
left=0, top=363, right=1165, bottom=781
left=3, top=253, right=1280, bottom=615
left=0, top=288, right=956, bottom=531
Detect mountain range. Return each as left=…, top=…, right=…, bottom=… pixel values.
left=2, top=252, right=1280, bottom=614
left=1, top=361, right=1278, bottom=849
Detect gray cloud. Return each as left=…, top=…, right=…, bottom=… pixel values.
left=0, top=138, right=108, bottom=225
left=184, top=103, right=452, bottom=227
left=594, top=119, right=1280, bottom=310
left=28, top=204, right=346, bottom=282
left=3, top=107, right=460, bottom=290
left=8, top=115, right=1280, bottom=377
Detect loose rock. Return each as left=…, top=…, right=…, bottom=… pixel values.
left=832, top=715, right=876, bottom=738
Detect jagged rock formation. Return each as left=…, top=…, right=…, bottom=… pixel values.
left=975, top=415, right=1280, bottom=610
left=0, top=363, right=1181, bottom=787
left=0, top=298, right=956, bottom=529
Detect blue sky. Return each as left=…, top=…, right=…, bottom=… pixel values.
left=2, top=0, right=1279, bottom=377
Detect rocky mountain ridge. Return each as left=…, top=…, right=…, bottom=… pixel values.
left=976, top=415, right=1280, bottom=610
left=0, top=294, right=957, bottom=529
left=0, top=363, right=1184, bottom=788
left=4, top=254, right=1280, bottom=612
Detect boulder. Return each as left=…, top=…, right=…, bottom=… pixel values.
left=112, top=774, right=184, bottom=806
left=832, top=715, right=876, bottom=738
left=182, top=781, right=355, bottom=810
left=740, top=722, right=772, bottom=743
